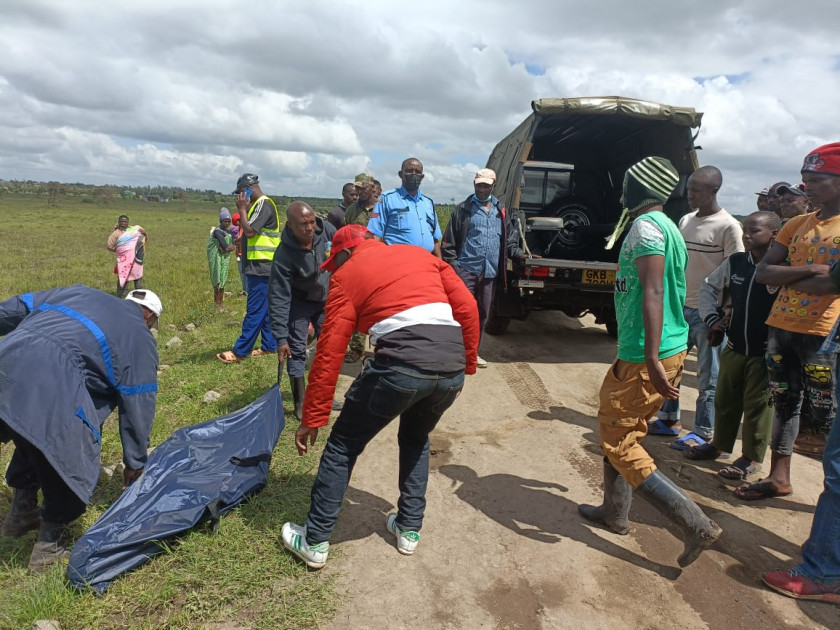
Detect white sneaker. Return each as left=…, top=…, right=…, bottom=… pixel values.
left=281, top=522, right=329, bottom=569
left=386, top=513, right=420, bottom=555
left=476, top=355, right=488, bottom=368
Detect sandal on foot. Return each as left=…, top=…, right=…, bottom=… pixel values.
left=251, top=348, right=277, bottom=357
left=719, top=458, right=762, bottom=481
left=685, top=442, right=721, bottom=460
left=734, top=481, right=792, bottom=501
left=647, top=419, right=681, bottom=436
left=669, top=432, right=707, bottom=451
left=217, top=350, right=246, bottom=364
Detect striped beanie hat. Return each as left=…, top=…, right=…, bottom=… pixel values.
left=622, top=156, right=680, bottom=214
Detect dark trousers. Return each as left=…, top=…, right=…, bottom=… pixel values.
left=455, top=267, right=496, bottom=349
left=3, top=423, right=86, bottom=524
left=304, top=359, right=465, bottom=543
left=286, top=299, right=325, bottom=378
left=766, top=326, right=835, bottom=455
left=233, top=275, right=277, bottom=357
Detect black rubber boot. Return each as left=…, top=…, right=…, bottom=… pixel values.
left=28, top=520, right=72, bottom=572
left=637, top=470, right=722, bottom=567
left=291, top=376, right=306, bottom=421
left=2, top=487, right=41, bottom=537
left=578, top=460, right=632, bottom=535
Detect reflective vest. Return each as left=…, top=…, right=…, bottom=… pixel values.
left=246, top=196, right=281, bottom=261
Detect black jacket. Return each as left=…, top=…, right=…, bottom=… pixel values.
left=441, top=195, right=525, bottom=287
left=268, top=217, right=336, bottom=346
left=699, top=251, right=778, bottom=357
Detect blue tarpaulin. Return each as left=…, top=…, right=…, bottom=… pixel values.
left=67, top=386, right=285, bottom=593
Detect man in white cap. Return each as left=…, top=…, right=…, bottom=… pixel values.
left=0, top=285, right=161, bottom=571
left=441, top=168, right=526, bottom=366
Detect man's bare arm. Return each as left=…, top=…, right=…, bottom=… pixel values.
left=755, top=241, right=823, bottom=285
left=637, top=254, right=679, bottom=399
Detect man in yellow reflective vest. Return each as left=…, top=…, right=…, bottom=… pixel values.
left=217, top=173, right=282, bottom=363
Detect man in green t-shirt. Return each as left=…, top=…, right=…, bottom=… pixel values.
left=578, top=156, right=722, bottom=568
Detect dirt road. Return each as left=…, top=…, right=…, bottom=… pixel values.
left=318, top=313, right=837, bottom=630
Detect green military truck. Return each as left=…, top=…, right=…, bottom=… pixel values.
left=484, top=96, right=703, bottom=337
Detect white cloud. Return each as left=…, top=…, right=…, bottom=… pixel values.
left=0, top=0, right=838, bottom=208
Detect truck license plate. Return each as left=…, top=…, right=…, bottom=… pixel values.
left=518, top=279, right=545, bottom=288
left=583, top=269, right=616, bottom=286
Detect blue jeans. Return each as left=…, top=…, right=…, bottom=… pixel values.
left=798, top=360, right=840, bottom=583
left=304, top=358, right=465, bottom=544
left=233, top=275, right=277, bottom=357
left=658, top=306, right=720, bottom=438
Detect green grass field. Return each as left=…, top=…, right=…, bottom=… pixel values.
left=0, top=195, right=350, bottom=629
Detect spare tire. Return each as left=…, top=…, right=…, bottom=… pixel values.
left=541, top=200, right=597, bottom=257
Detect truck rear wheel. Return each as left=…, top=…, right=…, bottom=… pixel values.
left=484, top=299, right=511, bottom=335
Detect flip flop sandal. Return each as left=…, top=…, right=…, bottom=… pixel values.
left=719, top=458, right=762, bottom=481
left=647, top=419, right=681, bottom=436
left=685, top=442, right=721, bottom=460
left=669, top=432, right=708, bottom=451
left=734, top=481, right=793, bottom=501
left=251, top=349, right=277, bottom=357
left=217, top=351, right=246, bottom=364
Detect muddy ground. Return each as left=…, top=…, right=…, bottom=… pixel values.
left=315, top=313, right=838, bottom=630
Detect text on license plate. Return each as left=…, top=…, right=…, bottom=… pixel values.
left=583, top=269, right=616, bottom=286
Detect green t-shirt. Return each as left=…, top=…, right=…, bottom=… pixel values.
left=614, top=211, right=688, bottom=363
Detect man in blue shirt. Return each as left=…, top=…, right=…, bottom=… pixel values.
left=442, top=168, right=525, bottom=367
left=367, top=158, right=442, bottom=257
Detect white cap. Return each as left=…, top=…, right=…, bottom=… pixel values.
left=474, top=168, right=496, bottom=185
left=125, top=289, right=163, bottom=317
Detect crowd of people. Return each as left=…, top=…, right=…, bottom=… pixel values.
left=1, top=146, right=839, bottom=610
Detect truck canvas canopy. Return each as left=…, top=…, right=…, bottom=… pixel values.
left=488, top=96, right=702, bottom=222
left=483, top=96, right=703, bottom=336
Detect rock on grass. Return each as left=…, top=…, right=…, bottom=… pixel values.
left=203, top=390, right=221, bottom=403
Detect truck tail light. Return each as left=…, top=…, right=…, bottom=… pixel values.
left=528, top=266, right=550, bottom=277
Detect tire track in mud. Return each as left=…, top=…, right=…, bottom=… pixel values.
left=497, top=362, right=554, bottom=411
left=497, top=361, right=605, bottom=492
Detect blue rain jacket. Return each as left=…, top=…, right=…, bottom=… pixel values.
left=67, top=386, right=284, bottom=593
left=0, top=284, right=158, bottom=504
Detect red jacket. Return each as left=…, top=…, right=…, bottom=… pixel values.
left=302, top=240, right=480, bottom=428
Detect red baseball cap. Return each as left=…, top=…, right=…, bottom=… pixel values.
left=802, top=142, right=840, bottom=176
left=321, top=224, right=369, bottom=272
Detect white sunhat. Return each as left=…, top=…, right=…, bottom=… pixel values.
left=125, top=289, right=163, bottom=317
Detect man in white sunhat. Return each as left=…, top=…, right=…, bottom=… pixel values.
left=0, top=285, right=161, bottom=571
left=442, top=168, right=526, bottom=367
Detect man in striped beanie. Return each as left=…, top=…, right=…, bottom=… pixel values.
left=579, top=156, right=722, bottom=568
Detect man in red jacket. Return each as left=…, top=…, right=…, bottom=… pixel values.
left=281, top=224, right=480, bottom=569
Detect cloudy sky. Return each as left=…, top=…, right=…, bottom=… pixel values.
left=1, top=0, right=838, bottom=209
